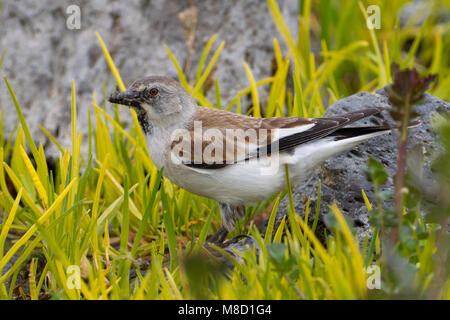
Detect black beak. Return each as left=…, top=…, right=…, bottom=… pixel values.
left=108, top=89, right=141, bottom=108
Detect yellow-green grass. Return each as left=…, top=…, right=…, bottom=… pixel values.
left=0, top=0, right=448, bottom=299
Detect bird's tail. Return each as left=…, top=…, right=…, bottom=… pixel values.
left=288, top=119, right=421, bottom=176
left=330, top=120, right=421, bottom=141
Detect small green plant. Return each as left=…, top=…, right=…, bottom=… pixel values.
left=386, top=63, right=437, bottom=242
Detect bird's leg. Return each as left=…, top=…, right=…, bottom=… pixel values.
left=206, top=203, right=246, bottom=244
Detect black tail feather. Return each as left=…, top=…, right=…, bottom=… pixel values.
left=331, top=120, right=420, bottom=140
left=331, top=126, right=391, bottom=140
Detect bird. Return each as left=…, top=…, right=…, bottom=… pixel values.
left=109, top=76, right=401, bottom=244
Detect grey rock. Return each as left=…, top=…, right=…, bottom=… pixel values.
left=277, top=87, right=450, bottom=242
left=0, top=0, right=298, bottom=158
left=400, top=0, right=450, bottom=27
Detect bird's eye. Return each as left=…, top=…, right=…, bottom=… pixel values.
left=149, top=88, right=159, bottom=96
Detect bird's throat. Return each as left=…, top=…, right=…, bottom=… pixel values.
left=135, top=107, right=153, bottom=135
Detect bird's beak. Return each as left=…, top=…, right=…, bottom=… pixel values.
left=108, top=89, right=141, bottom=108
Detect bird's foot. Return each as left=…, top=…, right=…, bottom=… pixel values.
left=206, top=226, right=228, bottom=245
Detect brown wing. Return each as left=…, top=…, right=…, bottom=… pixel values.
left=173, top=107, right=384, bottom=169
left=172, top=107, right=315, bottom=168
left=260, top=107, right=384, bottom=156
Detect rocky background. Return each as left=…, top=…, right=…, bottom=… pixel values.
left=0, top=0, right=298, bottom=158
left=277, top=88, right=450, bottom=242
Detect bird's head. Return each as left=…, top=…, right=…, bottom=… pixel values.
left=108, top=76, right=196, bottom=131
